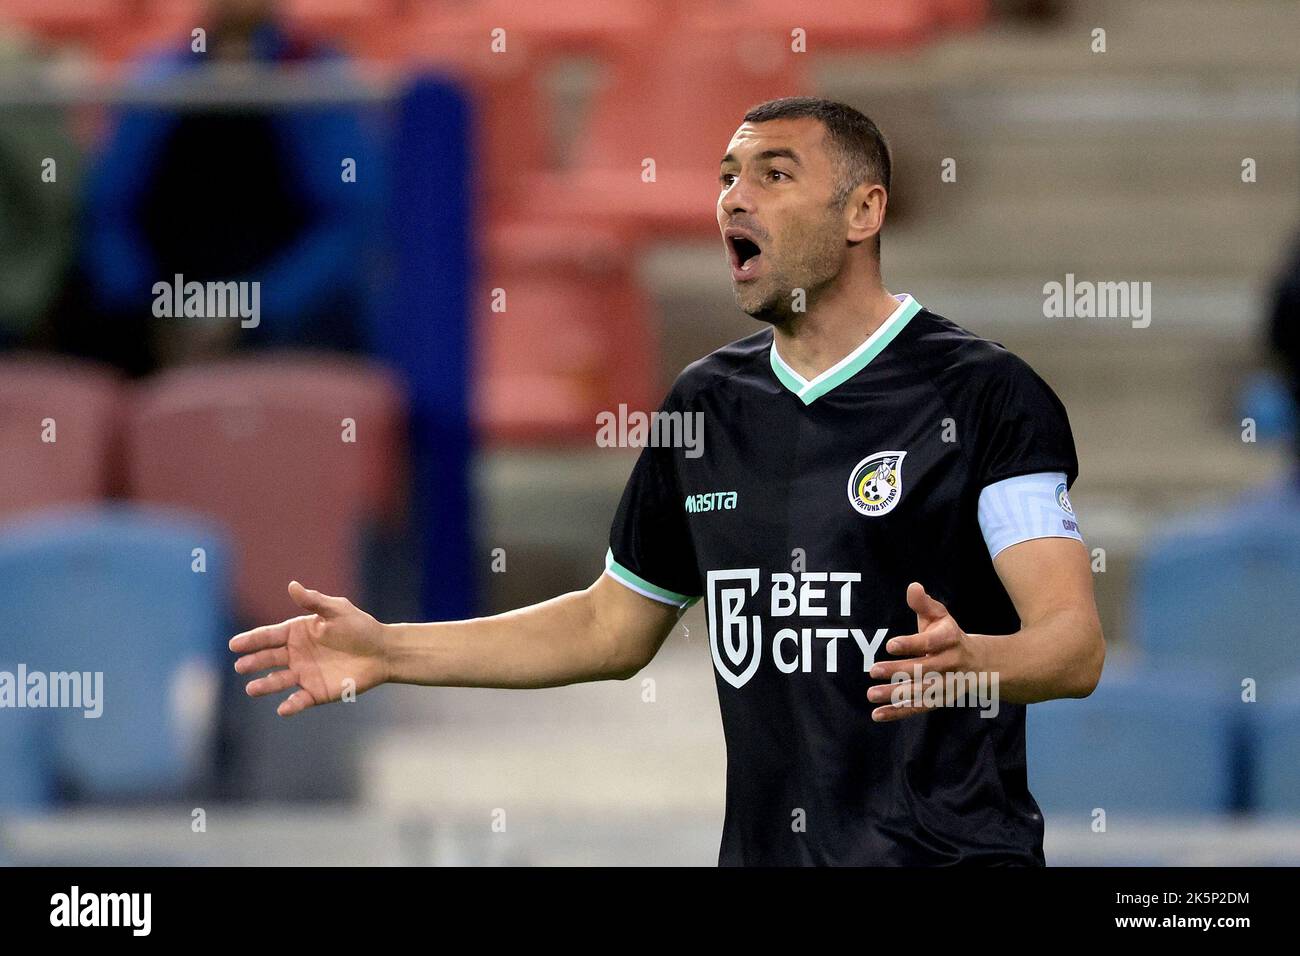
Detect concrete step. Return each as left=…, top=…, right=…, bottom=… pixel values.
left=884, top=194, right=1294, bottom=278
left=943, top=129, right=1297, bottom=200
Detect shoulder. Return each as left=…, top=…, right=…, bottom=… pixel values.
left=902, top=305, right=1078, bottom=483
left=664, top=326, right=772, bottom=408
left=900, top=307, right=1033, bottom=379
left=900, top=306, right=1060, bottom=405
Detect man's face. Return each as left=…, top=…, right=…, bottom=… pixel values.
left=717, top=118, right=848, bottom=322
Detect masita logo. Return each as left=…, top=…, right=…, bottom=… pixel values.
left=847, top=450, right=906, bottom=517
left=50, top=886, right=151, bottom=936
left=706, top=568, right=889, bottom=689
left=684, top=490, right=737, bottom=513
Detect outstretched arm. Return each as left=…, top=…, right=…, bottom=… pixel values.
left=229, top=574, right=681, bottom=717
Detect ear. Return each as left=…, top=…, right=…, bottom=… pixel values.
left=844, top=182, right=887, bottom=245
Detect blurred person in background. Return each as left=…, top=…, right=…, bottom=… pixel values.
left=0, top=30, right=79, bottom=352
left=1268, top=228, right=1300, bottom=480
left=69, top=0, right=375, bottom=375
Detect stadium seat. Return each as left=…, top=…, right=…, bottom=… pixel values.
left=0, top=0, right=124, bottom=42
left=475, top=220, right=657, bottom=443
left=684, top=0, right=936, bottom=51
left=0, top=506, right=233, bottom=802
left=929, top=0, right=991, bottom=32
left=1026, top=665, right=1236, bottom=815
left=1130, top=502, right=1300, bottom=678
left=1254, top=675, right=1300, bottom=815
left=124, top=354, right=407, bottom=625
left=0, top=355, right=122, bottom=522
left=0, top=678, right=53, bottom=810
left=419, top=0, right=655, bottom=53
left=517, top=27, right=811, bottom=240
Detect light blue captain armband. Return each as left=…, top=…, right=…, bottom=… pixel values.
left=977, top=472, right=1083, bottom=560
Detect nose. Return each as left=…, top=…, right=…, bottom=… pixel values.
left=719, top=177, right=751, bottom=219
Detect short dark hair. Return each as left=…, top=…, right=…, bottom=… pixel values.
left=742, top=97, right=891, bottom=208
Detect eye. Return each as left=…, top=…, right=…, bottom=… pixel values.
left=720, top=172, right=736, bottom=187
left=768, top=169, right=790, bottom=182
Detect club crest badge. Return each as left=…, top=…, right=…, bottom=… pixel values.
left=847, top=450, right=907, bottom=517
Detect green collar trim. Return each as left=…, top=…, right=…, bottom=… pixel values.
left=769, top=294, right=921, bottom=405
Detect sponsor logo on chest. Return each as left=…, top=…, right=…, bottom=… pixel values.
left=706, top=568, right=889, bottom=689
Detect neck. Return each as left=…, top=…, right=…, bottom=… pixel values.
left=771, top=267, right=899, bottom=382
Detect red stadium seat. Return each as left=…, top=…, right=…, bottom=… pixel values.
left=400, top=3, right=694, bottom=221
left=125, top=354, right=407, bottom=624
left=517, top=28, right=811, bottom=240
left=684, top=0, right=936, bottom=50
left=475, top=221, right=657, bottom=444
left=419, top=0, right=656, bottom=55
left=930, top=0, right=990, bottom=31
left=0, top=0, right=125, bottom=42
left=285, top=0, right=378, bottom=23
left=0, top=355, right=123, bottom=520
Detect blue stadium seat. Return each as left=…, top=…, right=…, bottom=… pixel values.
left=1129, top=497, right=1300, bottom=678
left=1027, top=665, right=1236, bottom=815
left=0, top=676, right=53, bottom=810
left=1254, top=675, right=1300, bottom=815
left=0, top=506, right=232, bottom=802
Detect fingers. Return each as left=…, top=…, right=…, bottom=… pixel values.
left=233, top=646, right=289, bottom=675
left=906, top=581, right=949, bottom=625
left=867, top=674, right=946, bottom=722
left=277, top=689, right=316, bottom=718
left=871, top=690, right=937, bottom=723
left=243, top=666, right=318, bottom=718
left=881, top=618, right=961, bottom=661
left=244, top=668, right=299, bottom=699
left=870, top=648, right=958, bottom=682
left=229, top=619, right=299, bottom=654
left=288, top=580, right=348, bottom=619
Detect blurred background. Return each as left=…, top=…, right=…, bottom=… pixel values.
left=0, top=0, right=1298, bottom=865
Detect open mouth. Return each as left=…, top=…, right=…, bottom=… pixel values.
left=726, top=231, right=764, bottom=279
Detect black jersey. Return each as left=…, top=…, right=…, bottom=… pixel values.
left=606, top=294, right=1081, bottom=866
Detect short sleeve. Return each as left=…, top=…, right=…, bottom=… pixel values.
left=606, top=395, right=703, bottom=608
left=973, top=353, right=1079, bottom=490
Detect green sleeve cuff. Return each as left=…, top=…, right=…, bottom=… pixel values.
left=604, top=548, right=700, bottom=609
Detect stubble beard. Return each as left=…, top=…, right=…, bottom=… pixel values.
left=734, top=240, right=843, bottom=327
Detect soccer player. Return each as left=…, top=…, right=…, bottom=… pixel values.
left=230, top=96, right=1105, bottom=866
